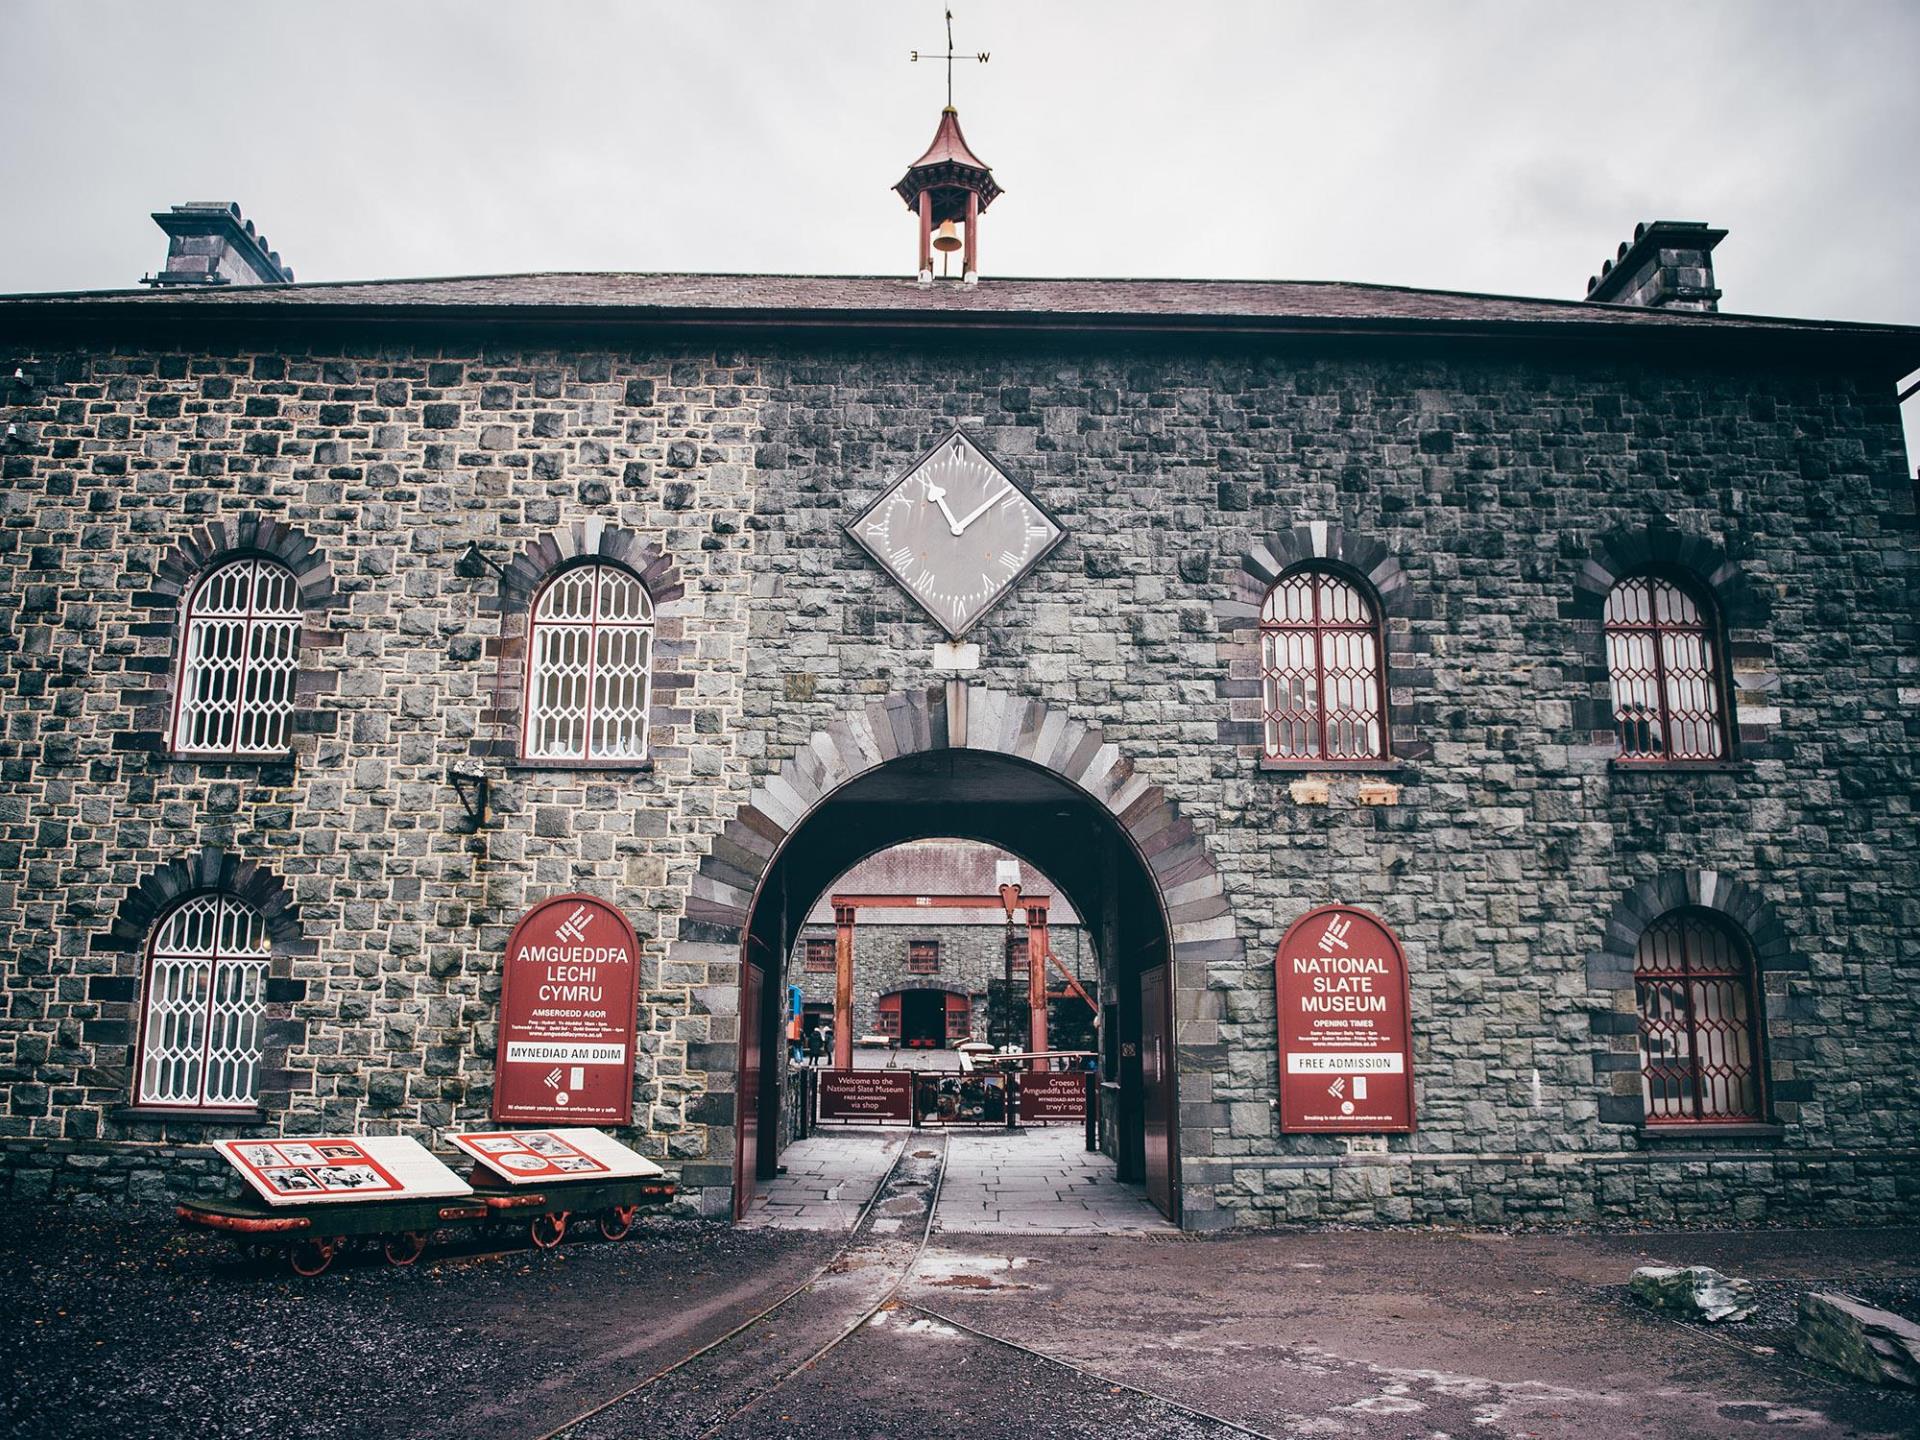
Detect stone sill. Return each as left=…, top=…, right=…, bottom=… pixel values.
left=167, top=752, right=296, bottom=769
left=1258, top=758, right=1409, bottom=775
left=1641, top=1121, right=1786, bottom=1141
left=506, top=759, right=655, bottom=775
left=115, top=1106, right=267, bottom=1125
left=1609, top=759, right=1751, bottom=775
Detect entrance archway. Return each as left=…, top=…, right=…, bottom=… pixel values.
left=681, top=687, right=1241, bottom=1228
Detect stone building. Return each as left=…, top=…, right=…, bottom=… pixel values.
left=787, top=839, right=1096, bottom=1050
left=0, top=121, right=1916, bottom=1228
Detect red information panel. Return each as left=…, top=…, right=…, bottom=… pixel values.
left=1276, top=904, right=1416, bottom=1133
left=817, top=1070, right=914, bottom=1123
left=493, top=894, right=640, bottom=1125
left=450, top=1131, right=612, bottom=1180
left=222, top=1139, right=403, bottom=1199
left=1018, top=1071, right=1089, bottom=1122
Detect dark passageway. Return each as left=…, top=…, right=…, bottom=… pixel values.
left=734, top=749, right=1179, bottom=1223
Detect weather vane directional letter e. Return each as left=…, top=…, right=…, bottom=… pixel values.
left=912, top=7, right=989, bottom=108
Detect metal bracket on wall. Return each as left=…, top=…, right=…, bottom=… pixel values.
left=449, top=761, right=491, bottom=831
left=454, top=541, right=509, bottom=582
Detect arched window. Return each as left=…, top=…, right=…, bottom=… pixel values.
left=135, top=893, right=270, bottom=1111
left=1259, top=568, right=1387, bottom=762
left=1604, top=574, right=1727, bottom=762
left=1634, top=909, right=1765, bottom=1124
left=171, top=557, right=302, bottom=756
left=524, top=562, right=655, bottom=762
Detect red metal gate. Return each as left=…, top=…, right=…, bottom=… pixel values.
left=734, top=960, right=763, bottom=1220
left=945, top=992, right=973, bottom=1044
left=1140, top=963, right=1175, bottom=1221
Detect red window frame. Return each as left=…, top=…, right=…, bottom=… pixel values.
left=804, top=939, right=836, bottom=973
left=1603, top=572, right=1730, bottom=763
left=908, top=939, right=940, bottom=975
left=1634, top=908, right=1767, bottom=1125
left=1259, top=567, right=1389, bottom=763
left=1007, top=937, right=1030, bottom=978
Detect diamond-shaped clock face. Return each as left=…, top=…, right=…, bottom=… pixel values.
left=847, top=431, right=1066, bottom=640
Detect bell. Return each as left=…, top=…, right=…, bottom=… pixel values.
left=932, top=220, right=962, bottom=253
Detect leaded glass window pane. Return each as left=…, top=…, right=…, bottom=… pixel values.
left=1259, top=569, right=1386, bottom=761
left=1604, top=575, right=1727, bottom=762
left=137, top=895, right=269, bottom=1110
left=173, top=559, right=302, bottom=756
left=525, top=564, right=655, bottom=762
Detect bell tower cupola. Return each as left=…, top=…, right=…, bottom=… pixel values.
left=897, top=11, right=999, bottom=285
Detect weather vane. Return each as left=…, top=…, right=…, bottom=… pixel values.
left=912, top=7, right=989, bottom=109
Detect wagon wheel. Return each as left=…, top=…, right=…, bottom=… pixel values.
left=288, top=1237, right=337, bottom=1277
left=383, top=1230, right=429, bottom=1267
left=598, top=1205, right=637, bottom=1242
left=529, top=1211, right=569, bottom=1250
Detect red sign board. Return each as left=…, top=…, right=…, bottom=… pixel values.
left=450, top=1131, right=611, bottom=1180
left=493, top=894, right=640, bottom=1125
left=1018, top=1071, right=1088, bottom=1122
left=1276, top=904, right=1415, bottom=1133
left=817, top=1070, right=914, bottom=1123
left=222, top=1138, right=403, bottom=1199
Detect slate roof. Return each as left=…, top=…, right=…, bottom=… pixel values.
left=3, top=271, right=1915, bottom=365
left=804, top=840, right=1077, bottom=926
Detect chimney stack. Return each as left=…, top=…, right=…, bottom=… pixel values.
left=1585, top=220, right=1724, bottom=311
left=142, top=202, right=294, bottom=288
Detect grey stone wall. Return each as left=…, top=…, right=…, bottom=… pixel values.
left=741, top=342, right=1919, bottom=1227
left=0, top=330, right=1915, bottom=1227
left=789, top=920, right=1095, bottom=1040
left=0, top=346, right=763, bottom=1214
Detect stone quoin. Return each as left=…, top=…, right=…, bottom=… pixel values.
left=0, top=145, right=1915, bottom=1229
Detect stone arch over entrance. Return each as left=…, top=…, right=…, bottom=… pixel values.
left=669, top=685, right=1239, bottom=1227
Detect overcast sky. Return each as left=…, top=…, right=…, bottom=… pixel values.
left=3, top=0, right=1915, bottom=458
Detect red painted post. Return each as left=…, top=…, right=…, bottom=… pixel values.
left=833, top=903, right=856, bottom=1070
left=1026, top=904, right=1049, bottom=1070
left=964, top=189, right=979, bottom=277
left=918, top=191, right=933, bottom=276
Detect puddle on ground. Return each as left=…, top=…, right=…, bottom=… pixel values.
left=868, top=1309, right=963, bottom=1338
left=914, top=1250, right=1036, bottom=1292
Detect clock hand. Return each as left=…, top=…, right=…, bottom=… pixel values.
left=951, top=483, right=1013, bottom=535
left=923, top=481, right=965, bottom=535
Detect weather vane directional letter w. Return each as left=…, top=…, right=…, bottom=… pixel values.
left=912, top=7, right=989, bottom=108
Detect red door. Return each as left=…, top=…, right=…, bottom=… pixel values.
left=1140, top=963, right=1176, bottom=1221
left=944, top=992, right=973, bottom=1045
left=733, top=959, right=764, bottom=1221
left=878, top=992, right=902, bottom=1041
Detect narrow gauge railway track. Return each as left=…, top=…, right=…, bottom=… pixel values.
left=525, top=1131, right=1284, bottom=1440
left=531, top=1135, right=947, bottom=1440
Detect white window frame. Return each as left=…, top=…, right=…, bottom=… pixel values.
left=170, top=557, right=302, bottom=757
left=522, top=563, right=655, bottom=763
left=134, top=894, right=270, bottom=1112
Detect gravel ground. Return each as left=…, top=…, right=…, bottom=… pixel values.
left=702, top=1303, right=1246, bottom=1440
left=6, top=1204, right=1919, bottom=1440
left=1638, top=1274, right=1920, bottom=1382
left=907, top=1227, right=1920, bottom=1439
left=0, top=1206, right=840, bottom=1440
